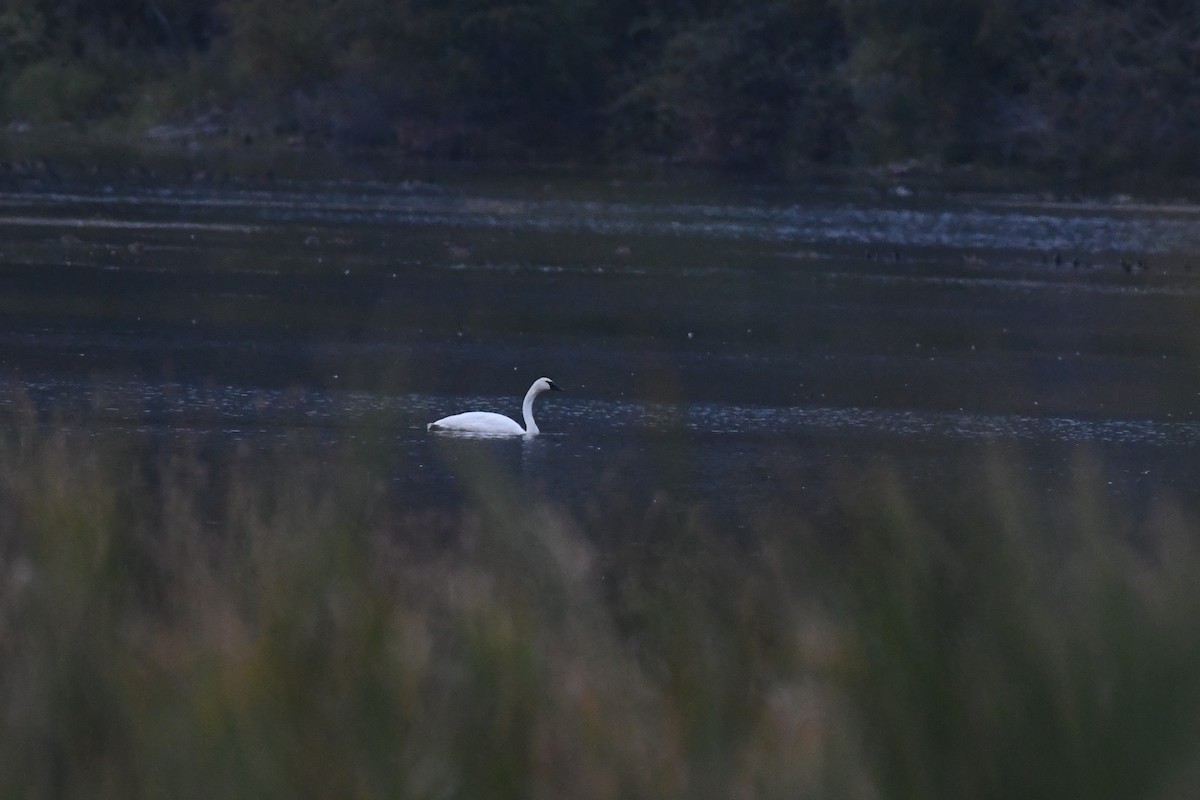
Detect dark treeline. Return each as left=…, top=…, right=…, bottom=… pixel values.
left=1, top=0, right=1199, bottom=174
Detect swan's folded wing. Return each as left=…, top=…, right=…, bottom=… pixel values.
left=427, top=411, right=526, bottom=435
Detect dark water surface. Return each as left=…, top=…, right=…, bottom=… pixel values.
left=1, top=174, right=1198, bottom=518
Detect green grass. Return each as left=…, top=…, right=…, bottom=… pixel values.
left=0, top=400, right=1197, bottom=799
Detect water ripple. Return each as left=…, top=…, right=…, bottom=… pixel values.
left=4, top=186, right=1199, bottom=256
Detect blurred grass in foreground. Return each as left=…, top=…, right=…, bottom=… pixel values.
left=0, top=400, right=1198, bottom=799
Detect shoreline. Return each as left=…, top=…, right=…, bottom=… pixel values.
left=3, top=126, right=1200, bottom=204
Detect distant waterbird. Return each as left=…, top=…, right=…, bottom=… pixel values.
left=427, top=377, right=563, bottom=436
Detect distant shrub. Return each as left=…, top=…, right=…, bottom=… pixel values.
left=0, top=0, right=1198, bottom=174
left=1013, top=2, right=1200, bottom=174
left=607, top=0, right=853, bottom=168
left=2, top=60, right=109, bottom=122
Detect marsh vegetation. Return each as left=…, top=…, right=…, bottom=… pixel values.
left=1, top=398, right=1199, bottom=799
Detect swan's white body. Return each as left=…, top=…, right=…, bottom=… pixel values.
left=428, top=377, right=562, bottom=436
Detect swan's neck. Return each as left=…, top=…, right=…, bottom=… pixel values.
left=521, top=384, right=541, bottom=434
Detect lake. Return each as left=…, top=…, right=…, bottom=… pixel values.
left=0, top=170, right=1197, bottom=522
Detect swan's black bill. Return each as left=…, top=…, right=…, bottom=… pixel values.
left=548, top=380, right=564, bottom=392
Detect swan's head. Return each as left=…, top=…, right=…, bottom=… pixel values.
left=535, top=377, right=563, bottom=393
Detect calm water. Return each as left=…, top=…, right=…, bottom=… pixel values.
left=0, top=173, right=1198, bottom=518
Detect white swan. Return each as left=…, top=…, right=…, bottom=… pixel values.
left=427, top=377, right=563, bottom=436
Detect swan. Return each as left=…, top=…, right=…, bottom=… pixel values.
left=427, top=377, right=563, bottom=436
